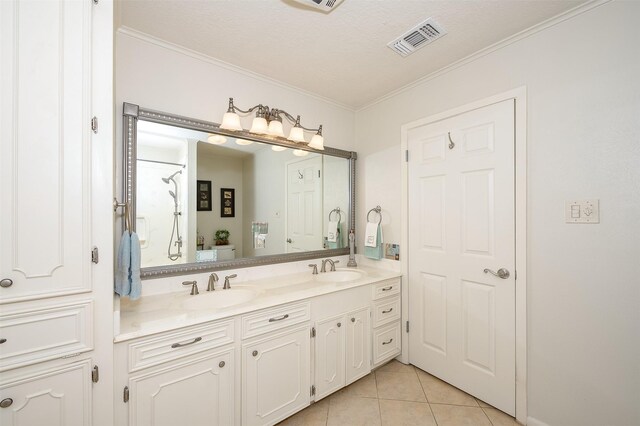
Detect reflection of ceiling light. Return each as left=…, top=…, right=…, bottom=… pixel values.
left=235, top=139, right=253, bottom=146
left=271, top=145, right=287, bottom=152
left=293, top=149, right=309, bottom=157
left=219, top=97, right=325, bottom=149
left=207, top=134, right=227, bottom=145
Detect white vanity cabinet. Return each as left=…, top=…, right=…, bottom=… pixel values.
left=371, top=278, right=402, bottom=367
left=0, top=359, right=92, bottom=426
left=311, top=286, right=372, bottom=400
left=241, top=303, right=311, bottom=426
left=115, top=319, right=237, bottom=426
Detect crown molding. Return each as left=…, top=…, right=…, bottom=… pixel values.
left=117, top=26, right=356, bottom=112
left=357, top=0, right=611, bottom=111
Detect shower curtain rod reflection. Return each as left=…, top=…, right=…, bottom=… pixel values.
left=138, top=158, right=186, bottom=168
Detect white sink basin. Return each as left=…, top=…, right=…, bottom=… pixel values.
left=181, top=288, right=257, bottom=310
left=315, top=269, right=364, bottom=283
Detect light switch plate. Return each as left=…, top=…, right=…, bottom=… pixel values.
left=565, top=199, right=599, bottom=223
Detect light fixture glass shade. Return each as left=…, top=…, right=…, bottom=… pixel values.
left=271, top=145, right=287, bottom=152
left=293, top=149, right=309, bottom=157
left=207, top=134, right=227, bottom=145
left=287, top=126, right=306, bottom=143
left=220, top=112, right=243, bottom=131
left=249, top=117, right=268, bottom=134
left=235, top=139, right=253, bottom=146
left=308, top=133, right=325, bottom=150
left=267, top=120, right=285, bottom=137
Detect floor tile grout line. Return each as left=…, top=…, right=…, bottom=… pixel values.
left=428, top=402, right=440, bottom=426
left=480, top=406, right=496, bottom=426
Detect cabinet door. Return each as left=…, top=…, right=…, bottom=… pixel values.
left=345, top=307, right=371, bottom=385
left=0, top=360, right=91, bottom=426
left=314, top=315, right=345, bottom=400
left=243, top=325, right=310, bottom=426
left=130, top=349, right=234, bottom=426
left=0, top=0, right=92, bottom=302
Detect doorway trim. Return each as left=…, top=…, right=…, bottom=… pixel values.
left=399, top=87, right=527, bottom=423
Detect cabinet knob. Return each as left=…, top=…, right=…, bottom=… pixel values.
left=0, top=339, right=6, bottom=344
left=0, top=279, right=12, bottom=288
left=252, top=350, right=258, bottom=357
left=0, top=398, right=13, bottom=408
left=219, top=361, right=225, bottom=368
left=351, top=317, right=355, bottom=322
left=337, top=322, right=342, bottom=327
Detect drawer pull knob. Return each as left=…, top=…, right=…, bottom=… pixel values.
left=337, top=322, right=342, bottom=327
left=0, top=398, right=13, bottom=408
left=382, top=308, right=394, bottom=314
left=171, top=337, right=202, bottom=349
left=0, top=279, right=12, bottom=288
left=268, top=314, right=289, bottom=322
left=252, top=350, right=258, bottom=357
left=382, top=338, right=394, bottom=345
left=0, top=339, right=6, bottom=344
left=219, top=361, right=225, bottom=368
left=351, top=317, right=355, bottom=322
left=381, top=286, right=393, bottom=291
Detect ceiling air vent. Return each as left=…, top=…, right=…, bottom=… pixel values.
left=388, top=18, right=447, bottom=57
left=291, top=0, right=345, bottom=12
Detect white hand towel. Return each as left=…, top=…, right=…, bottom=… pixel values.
left=365, top=222, right=379, bottom=247
left=327, top=220, right=338, bottom=243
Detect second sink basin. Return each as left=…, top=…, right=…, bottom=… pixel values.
left=181, top=288, right=257, bottom=310
left=314, top=269, right=364, bottom=283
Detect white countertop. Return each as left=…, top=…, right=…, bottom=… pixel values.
left=116, top=266, right=401, bottom=342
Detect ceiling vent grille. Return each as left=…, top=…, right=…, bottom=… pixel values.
left=388, top=18, right=447, bottom=57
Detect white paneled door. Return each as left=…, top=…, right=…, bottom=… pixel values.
left=408, top=100, right=516, bottom=414
left=286, top=156, right=323, bottom=252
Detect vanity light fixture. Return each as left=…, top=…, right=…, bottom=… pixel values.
left=293, top=149, right=309, bottom=157
left=219, top=98, right=325, bottom=150
left=207, top=134, right=227, bottom=145
left=235, top=139, right=253, bottom=146
left=271, top=145, right=287, bottom=152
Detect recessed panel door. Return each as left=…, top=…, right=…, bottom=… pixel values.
left=286, top=156, right=323, bottom=252
left=408, top=99, right=516, bottom=414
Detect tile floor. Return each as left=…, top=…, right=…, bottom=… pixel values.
left=277, top=360, right=519, bottom=426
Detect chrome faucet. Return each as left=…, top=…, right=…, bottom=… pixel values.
left=320, top=259, right=339, bottom=273
left=223, top=274, right=237, bottom=290
left=182, top=280, right=199, bottom=295
left=308, top=264, right=318, bottom=275
left=207, top=273, right=218, bottom=291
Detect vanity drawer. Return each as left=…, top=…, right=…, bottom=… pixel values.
left=372, top=296, right=401, bottom=327
left=128, top=319, right=234, bottom=372
left=242, top=301, right=310, bottom=339
left=0, top=301, right=93, bottom=372
left=372, top=278, right=401, bottom=300
left=372, top=322, right=401, bottom=366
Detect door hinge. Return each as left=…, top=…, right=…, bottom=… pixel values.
left=123, top=386, right=129, bottom=403
left=406, top=321, right=410, bottom=333
left=91, top=116, right=98, bottom=133
left=311, top=327, right=316, bottom=338
left=92, top=0, right=99, bottom=5
left=91, top=365, right=99, bottom=383
left=515, top=270, right=517, bottom=280
left=310, top=385, right=316, bottom=397
left=318, top=170, right=320, bottom=178
left=91, top=246, right=99, bottom=264
left=405, top=150, right=409, bottom=162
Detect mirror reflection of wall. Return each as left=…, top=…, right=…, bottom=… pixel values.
left=135, top=120, right=350, bottom=269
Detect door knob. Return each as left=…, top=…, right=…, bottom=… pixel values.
left=483, top=268, right=510, bottom=279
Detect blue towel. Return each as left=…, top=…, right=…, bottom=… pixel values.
left=129, top=232, right=142, bottom=300
left=364, top=223, right=383, bottom=260
left=115, top=231, right=131, bottom=297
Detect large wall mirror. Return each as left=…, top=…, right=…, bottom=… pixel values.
left=122, top=103, right=356, bottom=278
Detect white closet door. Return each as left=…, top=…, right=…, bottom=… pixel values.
left=408, top=99, right=516, bottom=414
left=286, top=156, right=323, bottom=252
left=0, top=0, right=92, bottom=302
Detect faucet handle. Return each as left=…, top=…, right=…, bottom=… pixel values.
left=223, top=274, right=237, bottom=289
left=331, top=260, right=340, bottom=271
left=182, top=280, right=199, bottom=295
left=308, top=264, right=318, bottom=275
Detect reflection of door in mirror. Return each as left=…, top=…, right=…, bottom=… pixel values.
left=286, top=156, right=323, bottom=252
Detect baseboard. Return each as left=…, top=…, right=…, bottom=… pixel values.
left=526, top=416, right=550, bottom=426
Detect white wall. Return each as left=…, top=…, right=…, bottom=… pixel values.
left=355, top=2, right=640, bottom=425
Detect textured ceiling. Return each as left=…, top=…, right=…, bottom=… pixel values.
left=119, top=0, right=586, bottom=108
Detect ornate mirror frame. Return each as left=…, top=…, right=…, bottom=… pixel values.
left=122, top=102, right=357, bottom=279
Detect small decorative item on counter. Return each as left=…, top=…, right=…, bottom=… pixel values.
left=215, top=229, right=230, bottom=246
